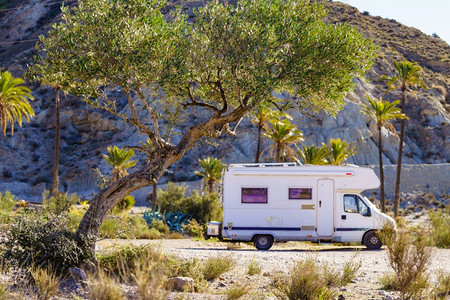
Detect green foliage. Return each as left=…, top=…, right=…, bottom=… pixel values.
left=0, top=191, right=17, bottom=224
left=0, top=191, right=16, bottom=211
left=297, top=144, right=329, bottom=165
left=323, top=138, right=356, bottom=165
left=382, top=60, right=427, bottom=97
left=98, top=244, right=156, bottom=276
left=103, top=145, right=137, bottom=184
left=202, top=255, right=235, bottom=281
left=156, top=182, right=187, bottom=213
left=114, top=195, right=135, bottom=212
left=42, top=190, right=80, bottom=214
left=226, top=284, right=250, bottom=300
left=99, top=214, right=158, bottom=239
left=143, top=208, right=191, bottom=233
left=428, top=207, right=450, bottom=248
left=3, top=211, right=93, bottom=273
left=194, top=157, right=226, bottom=193
left=182, top=219, right=204, bottom=238
left=360, top=96, right=407, bottom=134
left=262, top=118, right=304, bottom=163
left=379, top=226, right=432, bottom=298
left=155, top=183, right=222, bottom=227
left=0, top=70, right=34, bottom=136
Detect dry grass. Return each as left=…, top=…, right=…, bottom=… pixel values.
left=202, top=255, right=235, bottom=281
left=88, top=271, right=123, bottom=300
left=246, top=259, right=262, bottom=276
left=226, top=283, right=250, bottom=300
left=379, top=226, right=433, bottom=298
left=30, top=266, right=61, bottom=300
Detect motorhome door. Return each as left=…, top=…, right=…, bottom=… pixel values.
left=317, top=179, right=334, bottom=236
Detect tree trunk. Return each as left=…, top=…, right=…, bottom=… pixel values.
left=51, top=88, right=60, bottom=196
left=255, top=124, right=262, bottom=163
left=377, top=124, right=385, bottom=212
left=76, top=104, right=251, bottom=259
left=394, top=88, right=407, bottom=218
left=152, top=182, right=157, bottom=207
left=208, top=180, right=214, bottom=194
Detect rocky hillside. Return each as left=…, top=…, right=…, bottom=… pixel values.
left=0, top=0, right=449, bottom=201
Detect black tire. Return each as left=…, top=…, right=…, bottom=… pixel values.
left=253, top=235, right=274, bottom=250
left=363, top=230, right=382, bottom=250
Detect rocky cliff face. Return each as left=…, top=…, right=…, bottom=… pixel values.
left=0, top=0, right=449, bottom=201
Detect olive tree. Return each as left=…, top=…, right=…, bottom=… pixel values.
left=28, top=0, right=376, bottom=256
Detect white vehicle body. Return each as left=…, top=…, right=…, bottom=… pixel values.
left=208, top=163, right=395, bottom=250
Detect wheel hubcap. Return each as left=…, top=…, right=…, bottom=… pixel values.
left=370, top=236, right=379, bottom=245
left=259, top=237, right=268, bottom=246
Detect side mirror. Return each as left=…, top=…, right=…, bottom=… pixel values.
left=366, top=208, right=372, bottom=217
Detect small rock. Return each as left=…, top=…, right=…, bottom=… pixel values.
left=378, top=290, right=387, bottom=295
left=165, top=277, right=194, bottom=292
left=386, top=296, right=393, bottom=300
left=79, top=261, right=97, bottom=275
left=338, top=295, right=345, bottom=300
left=69, top=267, right=88, bottom=282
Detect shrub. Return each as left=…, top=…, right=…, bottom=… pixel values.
left=114, top=195, right=135, bottom=212
left=184, top=191, right=222, bottom=226
left=30, top=266, right=61, bottom=300
left=226, top=283, right=250, bottom=300
left=379, top=226, right=432, bottom=298
left=274, top=258, right=336, bottom=300
left=0, top=191, right=16, bottom=211
left=202, top=255, right=235, bottom=281
left=340, top=256, right=362, bottom=286
left=156, top=182, right=187, bottom=212
left=42, top=191, right=80, bottom=214
left=428, top=207, right=450, bottom=248
left=247, top=259, right=262, bottom=276
left=131, top=252, right=168, bottom=300
left=88, top=271, right=123, bottom=300
left=3, top=211, right=93, bottom=273
left=99, top=214, right=158, bottom=239
left=433, top=270, right=450, bottom=299
left=151, top=219, right=170, bottom=236
left=183, top=219, right=204, bottom=238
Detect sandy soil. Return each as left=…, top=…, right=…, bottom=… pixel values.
left=97, top=239, right=450, bottom=299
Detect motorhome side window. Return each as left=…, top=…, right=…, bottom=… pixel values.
left=344, top=194, right=370, bottom=216
left=289, top=188, right=312, bottom=200
left=241, top=187, right=268, bottom=203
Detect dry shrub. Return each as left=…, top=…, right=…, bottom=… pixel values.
left=202, top=255, right=235, bottom=281
left=433, top=270, right=450, bottom=299
left=131, top=252, right=167, bottom=300
left=30, top=266, right=61, bottom=300
left=379, top=226, right=432, bottom=298
left=88, top=271, right=123, bottom=300
left=226, top=283, right=250, bottom=300
left=247, top=259, right=262, bottom=276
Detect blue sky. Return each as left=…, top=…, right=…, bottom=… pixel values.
left=338, top=0, right=450, bottom=44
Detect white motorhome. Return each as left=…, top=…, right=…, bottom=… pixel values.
left=207, top=163, right=395, bottom=250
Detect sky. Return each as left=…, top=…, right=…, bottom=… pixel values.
left=339, top=0, right=450, bottom=45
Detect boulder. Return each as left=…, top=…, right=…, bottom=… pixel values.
left=165, top=277, right=194, bottom=292
left=69, top=267, right=88, bottom=282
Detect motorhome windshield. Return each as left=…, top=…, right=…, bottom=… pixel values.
left=362, top=195, right=380, bottom=212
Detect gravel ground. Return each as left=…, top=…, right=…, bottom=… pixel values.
left=96, top=239, right=450, bottom=299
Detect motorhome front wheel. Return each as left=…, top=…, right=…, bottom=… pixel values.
left=363, top=231, right=382, bottom=250
left=253, top=235, right=274, bottom=250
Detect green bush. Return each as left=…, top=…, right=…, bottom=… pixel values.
left=184, top=191, right=222, bottom=226
left=156, top=182, right=187, bottom=212
left=3, top=211, right=93, bottom=273
left=99, top=214, right=158, bottom=239
left=42, top=191, right=80, bottom=214
left=0, top=191, right=17, bottom=211
left=429, top=207, right=450, bottom=248
left=155, top=183, right=222, bottom=227
left=183, top=219, right=204, bottom=238
left=114, top=195, right=135, bottom=212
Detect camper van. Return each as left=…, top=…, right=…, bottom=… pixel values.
left=207, top=163, right=395, bottom=250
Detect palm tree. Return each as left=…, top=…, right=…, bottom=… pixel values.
left=194, top=157, right=226, bottom=193
left=382, top=60, right=427, bottom=217
left=297, top=144, right=328, bottom=165
left=360, top=96, right=407, bottom=212
left=250, top=105, right=272, bottom=163
left=103, top=145, right=137, bottom=184
left=324, top=138, right=356, bottom=166
left=0, top=70, right=34, bottom=136
left=262, top=119, right=304, bottom=163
